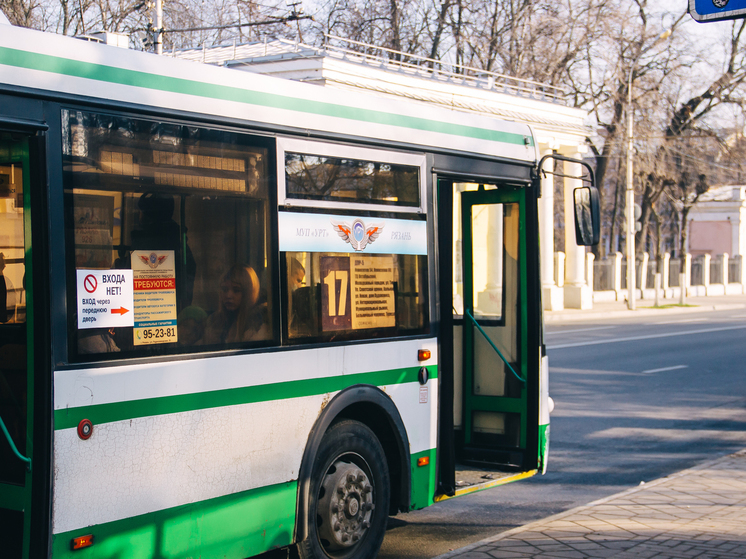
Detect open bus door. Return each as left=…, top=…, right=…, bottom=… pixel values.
left=458, top=185, right=530, bottom=467
left=436, top=159, right=599, bottom=498
left=0, top=127, right=50, bottom=559
left=0, top=131, right=34, bottom=558
left=436, top=176, right=539, bottom=497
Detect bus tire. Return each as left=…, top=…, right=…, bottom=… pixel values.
left=299, top=419, right=390, bottom=559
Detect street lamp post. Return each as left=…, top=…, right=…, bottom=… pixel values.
left=626, top=70, right=636, bottom=310
left=625, top=29, right=671, bottom=311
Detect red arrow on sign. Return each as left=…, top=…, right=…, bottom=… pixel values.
left=110, top=307, right=129, bottom=315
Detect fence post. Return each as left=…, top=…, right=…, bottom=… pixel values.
left=640, top=252, right=649, bottom=296
left=555, top=252, right=565, bottom=288
left=613, top=251, right=623, bottom=300
left=586, top=252, right=595, bottom=295
left=662, top=252, right=670, bottom=293
left=723, top=253, right=729, bottom=287
left=684, top=253, right=692, bottom=296
left=703, top=253, right=711, bottom=295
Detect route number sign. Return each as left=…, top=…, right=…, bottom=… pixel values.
left=320, top=255, right=396, bottom=332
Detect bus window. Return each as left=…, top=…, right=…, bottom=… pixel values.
left=62, top=110, right=275, bottom=359
left=285, top=153, right=420, bottom=207
left=284, top=251, right=428, bottom=341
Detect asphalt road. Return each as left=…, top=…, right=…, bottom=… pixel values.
left=378, top=304, right=746, bottom=559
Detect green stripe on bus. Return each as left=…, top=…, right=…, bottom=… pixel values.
left=53, top=365, right=438, bottom=430
left=0, top=47, right=532, bottom=147
left=52, top=480, right=297, bottom=559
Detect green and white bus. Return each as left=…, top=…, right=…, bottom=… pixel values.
left=0, top=22, right=598, bottom=559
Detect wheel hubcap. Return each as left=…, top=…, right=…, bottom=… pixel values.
left=318, top=460, right=374, bottom=550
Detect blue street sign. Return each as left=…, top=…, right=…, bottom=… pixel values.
left=690, top=0, right=746, bottom=22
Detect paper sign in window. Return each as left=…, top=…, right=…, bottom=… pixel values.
left=351, top=255, right=395, bottom=329
left=132, top=250, right=178, bottom=345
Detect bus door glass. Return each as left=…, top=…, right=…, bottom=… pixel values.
left=455, top=183, right=528, bottom=467
left=0, top=132, right=32, bottom=559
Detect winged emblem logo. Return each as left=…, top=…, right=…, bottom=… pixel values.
left=331, top=218, right=384, bottom=252
left=139, top=252, right=169, bottom=269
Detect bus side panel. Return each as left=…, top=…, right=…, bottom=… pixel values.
left=50, top=340, right=438, bottom=556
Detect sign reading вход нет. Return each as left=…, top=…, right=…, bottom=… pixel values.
left=76, top=269, right=134, bottom=329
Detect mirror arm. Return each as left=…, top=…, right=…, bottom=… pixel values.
left=536, top=153, right=596, bottom=187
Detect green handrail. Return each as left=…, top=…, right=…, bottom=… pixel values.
left=464, top=308, right=525, bottom=384
left=0, top=414, right=31, bottom=471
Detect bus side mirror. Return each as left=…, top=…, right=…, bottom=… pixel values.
left=573, top=186, right=600, bottom=246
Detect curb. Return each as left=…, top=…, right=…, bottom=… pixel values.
left=431, top=448, right=746, bottom=559
left=544, top=302, right=745, bottom=323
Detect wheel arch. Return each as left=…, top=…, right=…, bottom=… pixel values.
left=294, top=384, right=411, bottom=543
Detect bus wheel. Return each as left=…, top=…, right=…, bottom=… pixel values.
left=300, top=419, right=390, bottom=559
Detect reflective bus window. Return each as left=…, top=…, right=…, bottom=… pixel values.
left=63, top=110, right=274, bottom=359
left=0, top=161, right=25, bottom=324
left=284, top=251, right=428, bottom=341
left=0, top=135, right=28, bottom=486
left=285, top=153, right=420, bottom=207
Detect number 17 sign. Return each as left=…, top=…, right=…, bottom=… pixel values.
left=320, top=256, right=352, bottom=331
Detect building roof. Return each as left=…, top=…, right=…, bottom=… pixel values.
left=173, top=38, right=590, bottom=140
left=697, top=185, right=746, bottom=203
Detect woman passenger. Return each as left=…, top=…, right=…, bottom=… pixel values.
left=203, top=264, right=269, bottom=344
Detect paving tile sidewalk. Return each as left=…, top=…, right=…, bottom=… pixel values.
left=433, top=451, right=746, bottom=559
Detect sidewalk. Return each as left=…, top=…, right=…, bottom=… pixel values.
left=434, top=451, right=746, bottom=559
left=545, top=294, right=746, bottom=323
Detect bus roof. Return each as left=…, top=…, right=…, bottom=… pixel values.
left=0, top=25, right=536, bottom=164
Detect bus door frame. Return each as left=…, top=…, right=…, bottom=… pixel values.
left=0, top=115, right=53, bottom=559
left=435, top=168, right=540, bottom=497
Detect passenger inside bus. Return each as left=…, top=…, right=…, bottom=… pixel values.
left=203, top=264, right=269, bottom=344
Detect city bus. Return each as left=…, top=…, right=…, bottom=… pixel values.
left=0, top=22, right=598, bottom=559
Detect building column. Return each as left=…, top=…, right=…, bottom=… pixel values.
left=539, top=149, right=563, bottom=310
left=563, top=155, right=593, bottom=309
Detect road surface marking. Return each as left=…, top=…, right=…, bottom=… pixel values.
left=653, top=318, right=708, bottom=325
left=547, top=324, right=746, bottom=349
left=545, top=326, right=617, bottom=335
left=643, top=365, right=688, bottom=373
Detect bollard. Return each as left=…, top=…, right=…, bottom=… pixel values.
left=654, top=273, right=661, bottom=307
left=679, top=272, right=686, bottom=305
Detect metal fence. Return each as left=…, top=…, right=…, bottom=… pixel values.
left=669, top=258, right=682, bottom=287
left=593, top=258, right=615, bottom=291
left=690, top=255, right=705, bottom=286
left=730, top=255, right=742, bottom=284
left=620, top=259, right=643, bottom=289
left=710, top=257, right=723, bottom=285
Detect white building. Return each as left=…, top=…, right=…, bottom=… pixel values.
left=176, top=38, right=593, bottom=309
